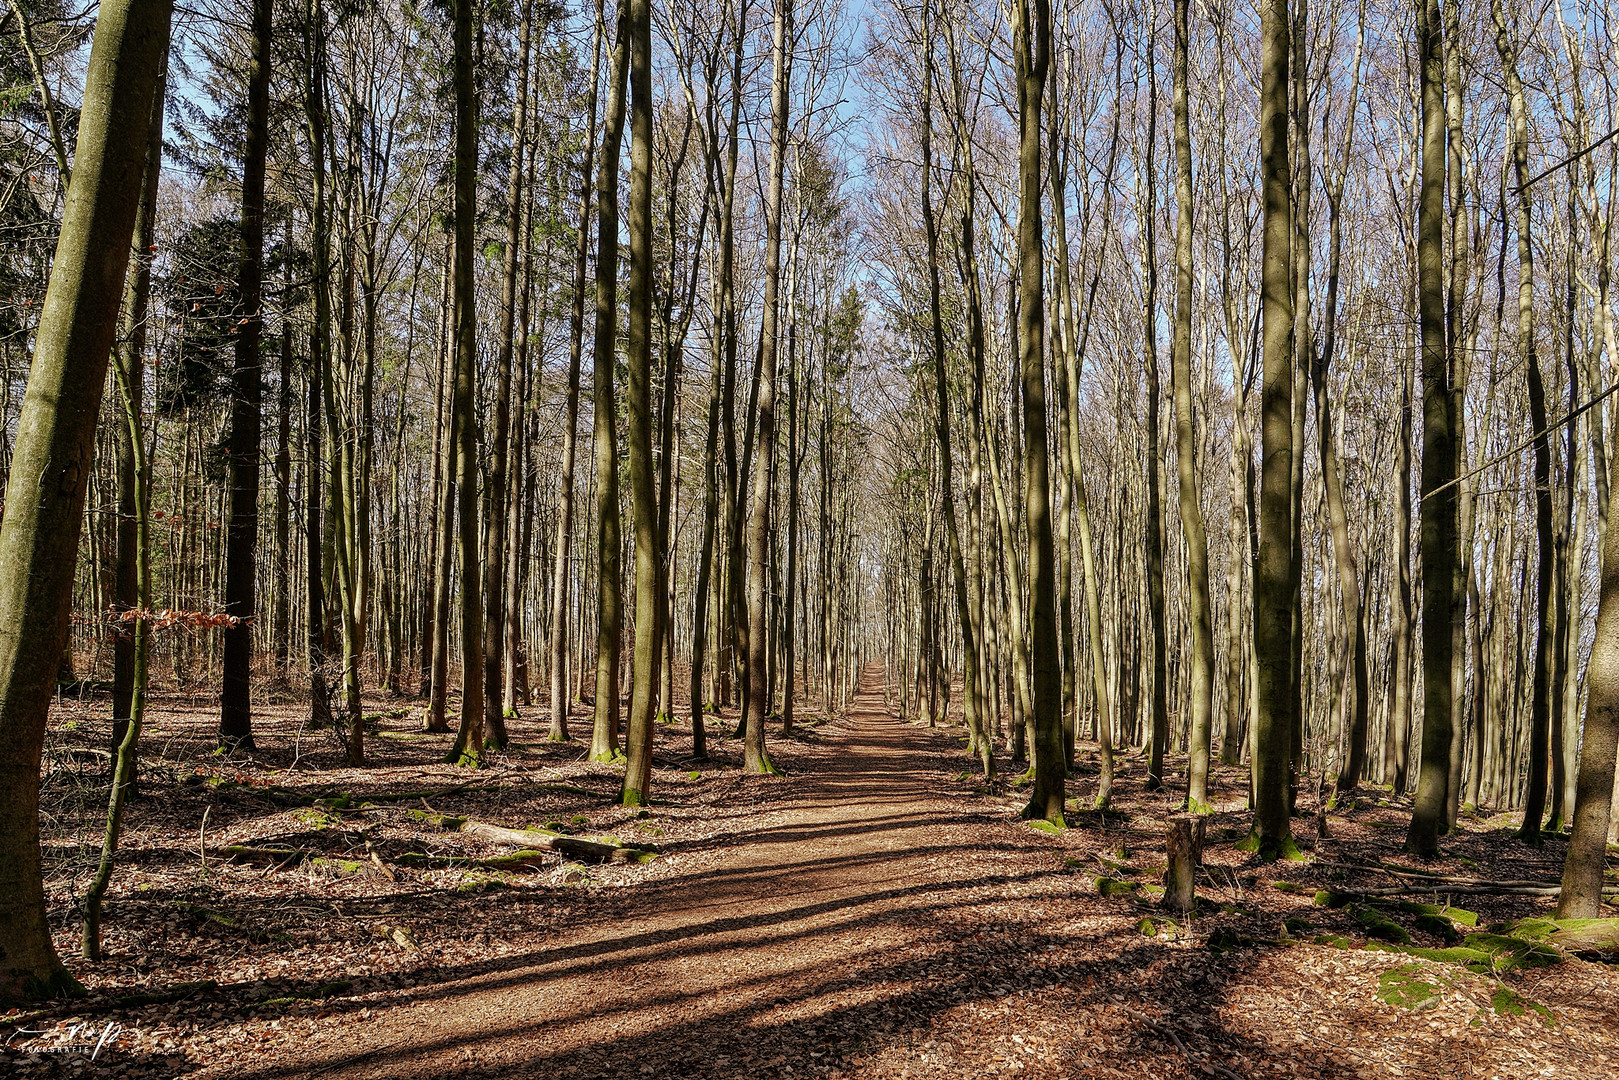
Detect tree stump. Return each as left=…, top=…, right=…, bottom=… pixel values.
left=1163, top=815, right=1206, bottom=913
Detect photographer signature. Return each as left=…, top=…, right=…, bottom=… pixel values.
left=5, top=1020, right=124, bottom=1060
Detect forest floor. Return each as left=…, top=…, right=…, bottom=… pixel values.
left=5, top=667, right=1618, bottom=1078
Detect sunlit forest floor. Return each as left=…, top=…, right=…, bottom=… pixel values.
left=5, top=667, right=1617, bottom=1078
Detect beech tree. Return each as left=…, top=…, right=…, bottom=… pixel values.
left=0, top=0, right=172, bottom=1003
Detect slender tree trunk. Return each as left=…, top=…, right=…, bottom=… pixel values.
left=744, top=0, right=792, bottom=775
left=504, top=133, right=540, bottom=716
left=1405, top=0, right=1456, bottom=858
left=718, top=0, right=748, bottom=718
left=483, top=0, right=533, bottom=750
left=1170, top=0, right=1213, bottom=807
left=84, top=277, right=158, bottom=963
left=307, top=0, right=363, bottom=763
left=272, top=284, right=293, bottom=673
left=689, top=99, right=728, bottom=753
left=1318, top=12, right=1366, bottom=791
left=84, top=64, right=167, bottom=960
left=111, top=62, right=165, bottom=772
left=921, top=2, right=986, bottom=774
left=1251, top=0, right=1296, bottom=858
left=1011, top=0, right=1062, bottom=824
left=589, top=0, right=632, bottom=763
left=1547, top=182, right=1581, bottom=832
left=620, top=0, right=657, bottom=805
left=428, top=235, right=457, bottom=732
left=1492, top=0, right=1552, bottom=843
left=1443, top=0, right=1472, bottom=831
left=302, top=0, right=334, bottom=736
left=550, top=2, right=603, bottom=742
left=445, top=0, right=485, bottom=767
left=1388, top=333, right=1415, bottom=791
left=0, top=0, right=171, bottom=1003
left=220, top=0, right=272, bottom=752
left=420, top=237, right=450, bottom=699
left=1139, top=25, right=1169, bottom=793
left=689, top=245, right=722, bottom=753
left=1284, top=0, right=1312, bottom=813
left=782, top=260, right=800, bottom=735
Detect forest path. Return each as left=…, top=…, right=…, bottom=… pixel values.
left=165, top=669, right=1618, bottom=1080
left=228, top=667, right=1040, bottom=1079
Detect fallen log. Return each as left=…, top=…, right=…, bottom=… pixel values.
left=365, top=838, right=397, bottom=881
left=2, top=980, right=218, bottom=1028
left=1315, top=883, right=1619, bottom=901
left=1507, top=916, right=1619, bottom=955
left=393, top=850, right=554, bottom=870
left=215, top=845, right=307, bottom=867
left=1315, top=860, right=1569, bottom=889
left=412, top=809, right=657, bottom=864
left=219, top=843, right=556, bottom=875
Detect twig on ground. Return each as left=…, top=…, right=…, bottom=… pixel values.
left=198, top=806, right=210, bottom=873
left=1144, top=1019, right=1245, bottom=1080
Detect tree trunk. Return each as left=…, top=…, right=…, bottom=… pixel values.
left=84, top=59, right=167, bottom=961
left=1317, top=11, right=1366, bottom=792
left=427, top=234, right=457, bottom=733
left=483, top=0, right=534, bottom=751
left=1491, top=1, right=1553, bottom=843
left=1405, top=0, right=1455, bottom=858
left=1559, top=408, right=1619, bottom=915
left=1012, top=0, right=1063, bottom=825
left=921, top=2, right=986, bottom=774
left=621, top=0, right=657, bottom=805
left=1388, top=330, right=1415, bottom=791
left=445, top=0, right=484, bottom=767
left=0, top=0, right=171, bottom=1004
left=420, top=235, right=450, bottom=700
left=1170, top=0, right=1213, bottom=808
left=111, top=61, right=165, bottom=775
left=744, top=0, right=792, bottom=775
left=1251, top=0, right=1296, bottom=859
left=588, top=0, right=632, bottom=764
left=550, top=1, right=603, bottom=743
left=220, top=0, right=271, bottom=752
left=272, top=284, right=293, bottom=673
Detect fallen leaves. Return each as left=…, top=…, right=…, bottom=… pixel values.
left=9, top=684, right=1617, bottom=1079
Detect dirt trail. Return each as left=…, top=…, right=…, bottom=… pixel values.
left=220, top=673, right=1035, bottom=1079
left=186, top=671, right=1619, bottom=1080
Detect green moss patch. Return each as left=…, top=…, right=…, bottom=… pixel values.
left=1366, top=932, right=1559, bottom=974
left=1235, top=832, right=1305, bottom=861
left=1206, top=927, right=1255, bottom=954
left=1414, top=913, right=1462, bottom=944
left=1460, top=932, right=1560, bottom=972
left=1351, top=905, right=1412, bottom=945
left=1375, top=964, right=1451, bottom=1010
left=1491, top=987, right=1555, bottom=1025
left=1095, top=876, right=1139, bottom=898
left=1506, top=916, right=1619, bottom=955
